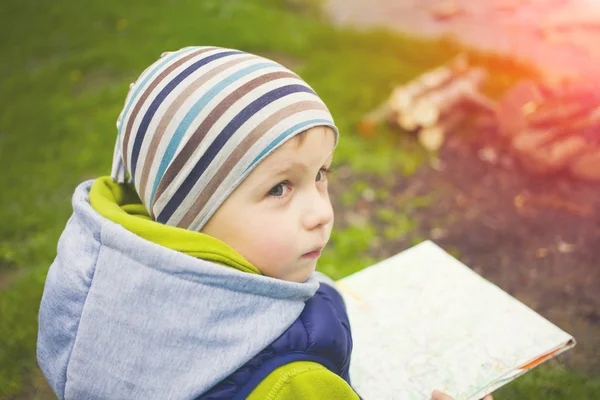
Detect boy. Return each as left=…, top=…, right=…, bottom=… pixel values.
left=37, top=46, right=488, bottom=400
left=37, top=45, right=356, bottom=400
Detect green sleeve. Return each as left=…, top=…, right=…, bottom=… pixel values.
left=248, top=361, right=360, bottom=400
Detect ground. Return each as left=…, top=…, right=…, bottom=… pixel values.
left=324, top=117, right=600, bottom=362
left=324, top=0, right=600, bottom=378
left=374, top=135, right=600, bottom=371
left=326, top=128, right=600, bottom=396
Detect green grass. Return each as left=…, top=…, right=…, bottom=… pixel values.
left=496, top=361, right=600, bottom=399
left=1, top=0, right=596, bottom=398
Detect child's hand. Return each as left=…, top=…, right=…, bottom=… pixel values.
left=432, top=389, right=494, bottom=400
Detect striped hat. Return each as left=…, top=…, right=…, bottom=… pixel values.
left=111, top=46, right=338, bottom=231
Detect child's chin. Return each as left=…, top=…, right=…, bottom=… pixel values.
left=286, top=264, right=316, bottom=283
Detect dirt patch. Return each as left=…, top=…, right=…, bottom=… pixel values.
left=422, top=138, right=600, bottom=372
left=333, top=133, right=600, bottom=374
left=0, top=270, right=18, bottom=291
left=5, top=368, right=56, bottom=400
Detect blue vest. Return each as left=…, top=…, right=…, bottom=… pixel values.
left=198, top=282, right=354, bottom=399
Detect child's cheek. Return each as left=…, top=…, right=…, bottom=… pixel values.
left=243, top=213, right=297, bottom=275
left=249, top=226, right=297, bottom=273
left=253, top=233, right=293, bottom=262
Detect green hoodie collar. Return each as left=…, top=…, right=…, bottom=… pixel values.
left=89, top=176, right=261, bottom=275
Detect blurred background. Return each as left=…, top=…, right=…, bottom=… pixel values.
left=1, top=0, right=599, bottom=398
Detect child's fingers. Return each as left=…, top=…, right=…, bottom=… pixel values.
left=431, top=390, right=454, bottom=400
left=481, top=395, right=494, bottom=400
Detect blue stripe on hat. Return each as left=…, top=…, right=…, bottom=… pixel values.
left=245, top=118, right=333, bottom=173
left=148, top=61, right=279, bottom=207
left=129, top=50, right=242, bottom=179
left=117, top=47, right=199, bottom=140
left=157, top=84, right=315, bottom=224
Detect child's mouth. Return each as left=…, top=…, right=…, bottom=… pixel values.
left=302, top=249, right=322, bottom=259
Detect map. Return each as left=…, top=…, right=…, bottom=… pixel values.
left=336, top=241, right=575, bottom=400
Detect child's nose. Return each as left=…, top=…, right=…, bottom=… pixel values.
left=302, top=191, right=334, bottom=230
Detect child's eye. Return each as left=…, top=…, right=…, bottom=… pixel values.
left=268, top=181, right=291, bottom=197
left=316, top=167, right=330, bottom=182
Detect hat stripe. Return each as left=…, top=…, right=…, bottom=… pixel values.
left=156, top=84, right=315, bottom=224
left=136, top=55, right=258, bottom=202
left=245, top=118, right=333, bottom=174
left=151, top=71, right=299, bottom=211
left=122, top=47, right=215, bottom=170
left=129, top=49, right=243, bottom=178
left=179, top=100, right=329, bottom=229
left=117, top=47, right=199, bottom=139
left=147, top=61, right=279, bottom=207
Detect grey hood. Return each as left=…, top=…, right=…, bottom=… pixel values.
left=37, top=180, right=329, bottom=399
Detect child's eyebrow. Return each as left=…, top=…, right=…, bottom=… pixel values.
left=253, top=163, right=309, bottom=189
left=259, top=153, right=334, bottom=185
left=271, top=161, right=311, bottom=175
left=271, top=153, right=334, bottom=176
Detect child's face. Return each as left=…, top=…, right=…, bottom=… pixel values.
left=202, top=126, right=335, bottom=282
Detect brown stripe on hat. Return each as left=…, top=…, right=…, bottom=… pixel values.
left=121, top=47, right=214, bottom=170
left=178, top=100, right=330, bottom=229
left=152, top=70, right=299, bottom=210
left=136, top=55, right=257, bottom=203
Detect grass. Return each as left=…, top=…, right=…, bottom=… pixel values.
left=497, top=361, right=600, bottom=399
left=1, top=0, right=597, bottom=398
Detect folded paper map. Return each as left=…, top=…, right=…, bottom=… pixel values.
left=336, top=240, right=575, bottom=400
